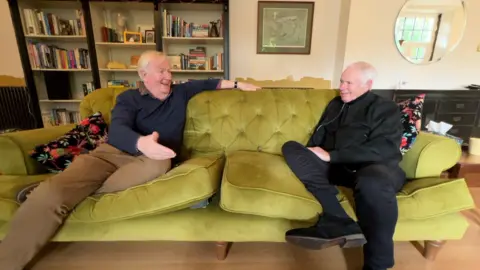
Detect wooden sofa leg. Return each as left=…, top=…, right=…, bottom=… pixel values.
left=423, top=240, right=446, bottom=260
left=216, top=241, right=232, bottom=260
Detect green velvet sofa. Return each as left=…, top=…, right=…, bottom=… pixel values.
left=0, top=87, right=475, bottom=261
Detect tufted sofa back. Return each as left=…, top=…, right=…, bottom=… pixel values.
left=184, top=89, right=338, bottom=156
left=79, top=87, right=129, bottom=124
left=79, top=87, right=338, bottom=156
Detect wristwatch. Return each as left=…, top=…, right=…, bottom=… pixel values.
left=234, top=81, right=238, bottom=89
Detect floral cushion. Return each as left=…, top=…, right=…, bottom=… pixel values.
left=30, top=112, right=108, bottom=173
left=397, top=94, right=425, bottom=154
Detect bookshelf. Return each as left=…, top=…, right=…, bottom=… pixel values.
left=160, top=3, right=226, bottom=84
left=16, top=0, right=94, bottom=127
left=90, top=1, right=155, bottom=89
left=9, top=0, right=230, bottom=129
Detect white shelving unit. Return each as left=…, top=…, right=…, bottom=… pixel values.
left=13, top=0, right=228, bottom=127
left=161, top=3, right=225, bottom=83
left=90, top=1, right=155, bottom=89
left=18, top=0, right=93, bottom=127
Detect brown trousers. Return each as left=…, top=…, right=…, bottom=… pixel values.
left=0, top=143, right=171, bottom=270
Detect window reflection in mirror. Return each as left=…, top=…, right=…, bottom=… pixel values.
left=394, top=0, right=466, bottom=65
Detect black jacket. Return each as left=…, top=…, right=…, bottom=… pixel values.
left=307, top=91, right=403, bottom=167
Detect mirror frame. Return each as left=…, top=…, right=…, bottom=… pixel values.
left=394, top=0, right=468, bottom=65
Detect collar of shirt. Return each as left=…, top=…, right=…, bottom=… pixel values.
left=138, top=82, right=151, bottom=96
left=138, top=82, right=172, bottom=100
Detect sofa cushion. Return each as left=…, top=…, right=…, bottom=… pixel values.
left=29, top=112, right=108, bottom=173
left=220, top=151, right=474, bottom=221
left=397, top=94, right=425, bottom=155
left=0, top=155, right=225, bottom=223
left=219, top=151, right=353, bottom=221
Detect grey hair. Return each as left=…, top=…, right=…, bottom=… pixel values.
left=346, top=61, right=377, bottom=85
left=137, top=50, right=166, bottom=79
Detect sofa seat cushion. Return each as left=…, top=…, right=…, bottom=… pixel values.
left=219, top=151, right=354, bottom=221
left=387, top=177, right=473, bottom=220
left=220, top=151, right=474, bottom=221
left=0, top=155, right=225, bottom=223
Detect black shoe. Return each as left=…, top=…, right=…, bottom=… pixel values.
left=285, top=213, right=366, bottom=250
left=16, top=183, right=40, bottom=203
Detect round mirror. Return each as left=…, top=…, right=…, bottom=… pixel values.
left=394, top=0, right=467, bottom=64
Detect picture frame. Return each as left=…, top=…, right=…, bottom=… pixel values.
left=257, top=1, right=315, bottom=54
left=124, top=31, right=142, bottom=44
left=145, top=30, right=155, bottom=43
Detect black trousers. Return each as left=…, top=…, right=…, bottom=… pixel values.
left=282, top=141, right=406, bottom=270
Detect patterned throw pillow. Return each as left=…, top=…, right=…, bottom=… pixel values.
left=397, top=94, right=425, bottom=155
left=30, top=112, right=108, bottom=173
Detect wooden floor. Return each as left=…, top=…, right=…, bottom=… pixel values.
left=29, top=188, right=480, bottom=270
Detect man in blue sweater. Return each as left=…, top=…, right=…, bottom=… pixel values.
left=0, top=50, right=260, bottom=270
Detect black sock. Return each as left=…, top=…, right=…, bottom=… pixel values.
left=311, top=188, right=351, bottom=220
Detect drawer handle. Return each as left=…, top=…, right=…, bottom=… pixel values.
left=456, top=103, right=465, bottom=109
left=453, top=116, right=462, bottom=122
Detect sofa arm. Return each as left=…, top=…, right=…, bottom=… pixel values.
left=0, top=124, right=75, bottom=175
left=400, top=132, right=461, bottom=179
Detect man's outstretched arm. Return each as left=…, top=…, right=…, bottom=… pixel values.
left=217, top=80, right=260, bottom=91
left=183, top=79, right=261, bottom=100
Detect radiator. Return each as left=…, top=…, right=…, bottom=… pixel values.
left=0, top=86, right=37, bottom=132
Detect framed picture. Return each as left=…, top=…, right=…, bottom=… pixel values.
left=145, top=30, right=155, bottom=43
left=124, top=31, right=142, bottom=43
left=257, top=1, right=315, bottom=54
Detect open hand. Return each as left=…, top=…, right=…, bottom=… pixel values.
left=136, top=132, right=176, bottom=160
left=308, top=146, right=330, bottom=162
left=237, top=82, right=261, bottom=91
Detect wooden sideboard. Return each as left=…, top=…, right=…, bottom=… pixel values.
left=373, top=90, right=480, bottom=146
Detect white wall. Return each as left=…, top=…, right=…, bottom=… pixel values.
left=229, top=0, right=342, bottom=84
left=342, top=0, right=479, bottom=90
left=0, top=0, right=25, bottom=79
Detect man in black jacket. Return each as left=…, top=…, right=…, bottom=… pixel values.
left=282, top=62, right=405, bottom=270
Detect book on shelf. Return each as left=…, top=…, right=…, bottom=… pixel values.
left=82, top=81, right=95, bottom=96
left=162, top=9, right=222, bottom=38
left=100, top=26, right=119, bottom=43
left=107, top=80, right=142, bottom=89
left=27, top=41, right=90, bottom=70
left=167, top=47, right=223, bottom=71
left=23, top=8, right=85, bottom=36
left=42, top=109, right=81, bottom=127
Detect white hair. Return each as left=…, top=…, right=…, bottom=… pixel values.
left=346, top=61, right=377, bottom=85
left=137, top=50, right=166, bottom=79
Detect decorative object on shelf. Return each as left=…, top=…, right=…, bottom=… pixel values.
left=209, top=19, right=221, bottom=37
left=145, top=30, right=155, bottom=43
left=106, top=61, right=127, bottom=69
left=257, top=1, right=314, bottom=55
left=465, top=84, right=480, bottom=90
left=137, top=24, right=154, bottom=41
left=124, top=31, right=142, bottom=43
left=116, top=13, right=127, bottom=42
left=129, top=55, right=140, bottom=69
left=394, top=0, right=467, bottom=65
